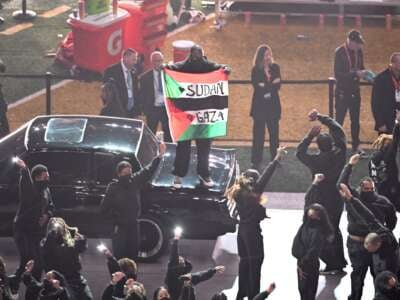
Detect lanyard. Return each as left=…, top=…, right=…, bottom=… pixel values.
left=344, top=43, right=359, bottom=70
left=391, top=68, right=400, bottom=91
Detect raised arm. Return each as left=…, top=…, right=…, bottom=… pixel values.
left=304, top=174, right=324, bottom=209
left=131, top=143, right=165, bottom=186
left=254, top=147, right=287, bottom=193
left=317, top=114, right=346, bottom=152
left=296, top=126, right=320, bottom=170
left=337, top=154, right=360, bottom=191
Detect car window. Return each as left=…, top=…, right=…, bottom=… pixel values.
left=26, top=151, right=91, bottom=186
left=137, top=126, right=158, bottom=166
left=44, top=118, right=87, bottom=144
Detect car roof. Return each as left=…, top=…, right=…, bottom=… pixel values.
left=25, top=115, right=144, bottom=155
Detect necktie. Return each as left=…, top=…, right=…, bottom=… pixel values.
left=126, top=70, right=134, bottom=111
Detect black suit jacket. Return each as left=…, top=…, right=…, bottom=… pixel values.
left=103, top=62, right=141, bottom=117
left=139, top=69, right=164, bottom=116
left=371, top=68, right=399, bottom=133
left=250, top=63, right=281, bottom=121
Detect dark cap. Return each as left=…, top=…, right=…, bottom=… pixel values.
left=347, top=30, right=364, bottom=44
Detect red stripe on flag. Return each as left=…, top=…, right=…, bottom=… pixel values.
left=164, top=68, right=227, bottom=84
left=166, top=98, right=194, bottom=141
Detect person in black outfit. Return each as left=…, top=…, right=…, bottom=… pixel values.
left=0, top=256, right=19, bottom=300
left=334, top=29, right=368, bottom=153
left=373, top=271, right=400, bottom=300
left=338, top=153, right=397, bottom=300
left=140, top=51, right=172, bottom=142
left=339, top=184, right=399, bottom=276
left=225, top=146, right=286, bottom=300
left=369, top=112, right=400, bottom=210
left=40, top=217, right=92, bottom=300
left=250, top=44, right=281, bottom=169
left=104, top=48, right=142, bottom=118
left=13, top=158, right=54, bottom=282
left=0, top=58, right=10, bottom=138
left=166, top=44, right=230, bottom=189
left=100, top=246, right=138, bottom=300
left=23, top=261, right=71, bottom=300
left=296, top=109, right=347, bottom=274
left=371, top=52, right=400, bottom=134
left=101, top=142, right=166, bottom=260
left=164, top=228, right=225, bottom=300
left=99, top=79, right=126, bottom=118
left=292, top=203, right=334, bottom=300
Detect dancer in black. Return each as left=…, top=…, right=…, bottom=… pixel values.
left=226, top=146, right=287, bottom=300
left=296, top=109, right=347, bottom=274
left=292, top=203, right=334, bottom=300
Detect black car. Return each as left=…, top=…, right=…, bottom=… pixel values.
left=0, top=115, right=238, bottom=260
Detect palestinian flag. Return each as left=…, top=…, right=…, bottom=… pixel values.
left=163, top=68, right=229, bottom=142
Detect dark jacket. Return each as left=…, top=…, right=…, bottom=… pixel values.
left=347, top=197, right=399, bottom=274
left=23, top=270, right=71, bottom=300
left=338, top=163, right=397, bottom=236
left=371, top=68, right=399, bottom=133
left=236, top=160, right=278, bottom=226
left=0, top=273, right=19, bottom=300
left=369, top=122, right=400, bottom=188
left=139, top=69, right=165, bottom=116
left=41, top=231, right=87, bottom=282
left=13, top=167, right=54, bottom=233
left=101, top=156, right=161, bottom=226
left=0, top=83, right=10, bottom=138
left=292, top=221, right=324, bottom=266
left=103, top=62, right=141, bottom=117
left=100, top=101, right=126, bottom=118
left=166, top=56, right=224, bottom=74
left=250, top=63, right=281, bottom=121
left=296, top=115, right=347, bottom=185
left=373, top=271, right=400, bottom=300
left=334, top=44, right=364, bottom=94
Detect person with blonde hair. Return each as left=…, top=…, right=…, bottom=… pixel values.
left=369, top=111, right=400, bottom=210
left=249, top=44, right=282, bottom=170
left=226, top=146, right=286, bottom=300
left=40, top=217, right=93, bottom=299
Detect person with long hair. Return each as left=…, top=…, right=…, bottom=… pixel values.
left=250, top=44, right=281, bottom=169
left=40, top=217, right=93, bottom=300
left=226, top=146, right=286, bottom=300
left=292, top=203, right=334, bottom=300
left=100, top=79, right=126, bottom=118
left=369, top=111, right=400, bottom=211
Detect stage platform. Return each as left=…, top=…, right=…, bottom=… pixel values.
left=227, top=0, right=400, bottom=17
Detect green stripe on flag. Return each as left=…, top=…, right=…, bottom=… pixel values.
left=164, top=73, right=184, bottom=99
left=179, top=122, right=227, bottom=141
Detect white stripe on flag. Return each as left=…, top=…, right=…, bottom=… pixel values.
left=184, top=108, right=228, bottom=125
left=177, top=80, right=229, bottom=98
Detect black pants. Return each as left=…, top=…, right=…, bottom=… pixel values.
left=236, top=225, right=264, bottom=300
left=13, top=229, right=43, bottom=281
left=347, top=237, right=373, bottom=300
left=146, top=107, right=172, bottom=142
left=251, top=118, right=279, bottom=166
left=297, top=259, right=319, bottom=300
left=112, top=223, right=139, bottom=260
left=335, top=90, right=361, bottom=151
left=319, top=188, right=347, bottom=270
left=172, top=139, right=211, bottom=178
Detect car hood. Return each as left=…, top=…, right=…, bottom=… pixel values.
left=151, top=143, right=238, bottom=193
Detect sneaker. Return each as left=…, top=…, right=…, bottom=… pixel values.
left=173, top=176, right=182, bottom=189
left=319, top=268, right=347, bottom=276
left=199, top=175, right=214, bottom=188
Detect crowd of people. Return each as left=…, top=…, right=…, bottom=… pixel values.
left=1, top=27, right=400, bottom=300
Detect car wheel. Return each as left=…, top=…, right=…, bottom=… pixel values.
left=137, top=215, right=167, bottom=262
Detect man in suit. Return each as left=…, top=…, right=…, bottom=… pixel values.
left=139, top=51, right=172, bottom=142
left=104, top=48, right=141, bottom=118
left=371, top=52, right=400, bottom=134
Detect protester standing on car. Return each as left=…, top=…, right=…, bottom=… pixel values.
left=226, top=146, right=286, bottom=300
left=101, top=142, right=166, bottom=260
left=166, top=44, right=231, bottom=189
left=41, top=217, right=93, bottom=300
left=296, top=109, right=347, bottom=275
left=13, top=158, right=54, bottom=282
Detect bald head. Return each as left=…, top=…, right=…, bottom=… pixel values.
left=151, top=51, right=164, bottom=70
